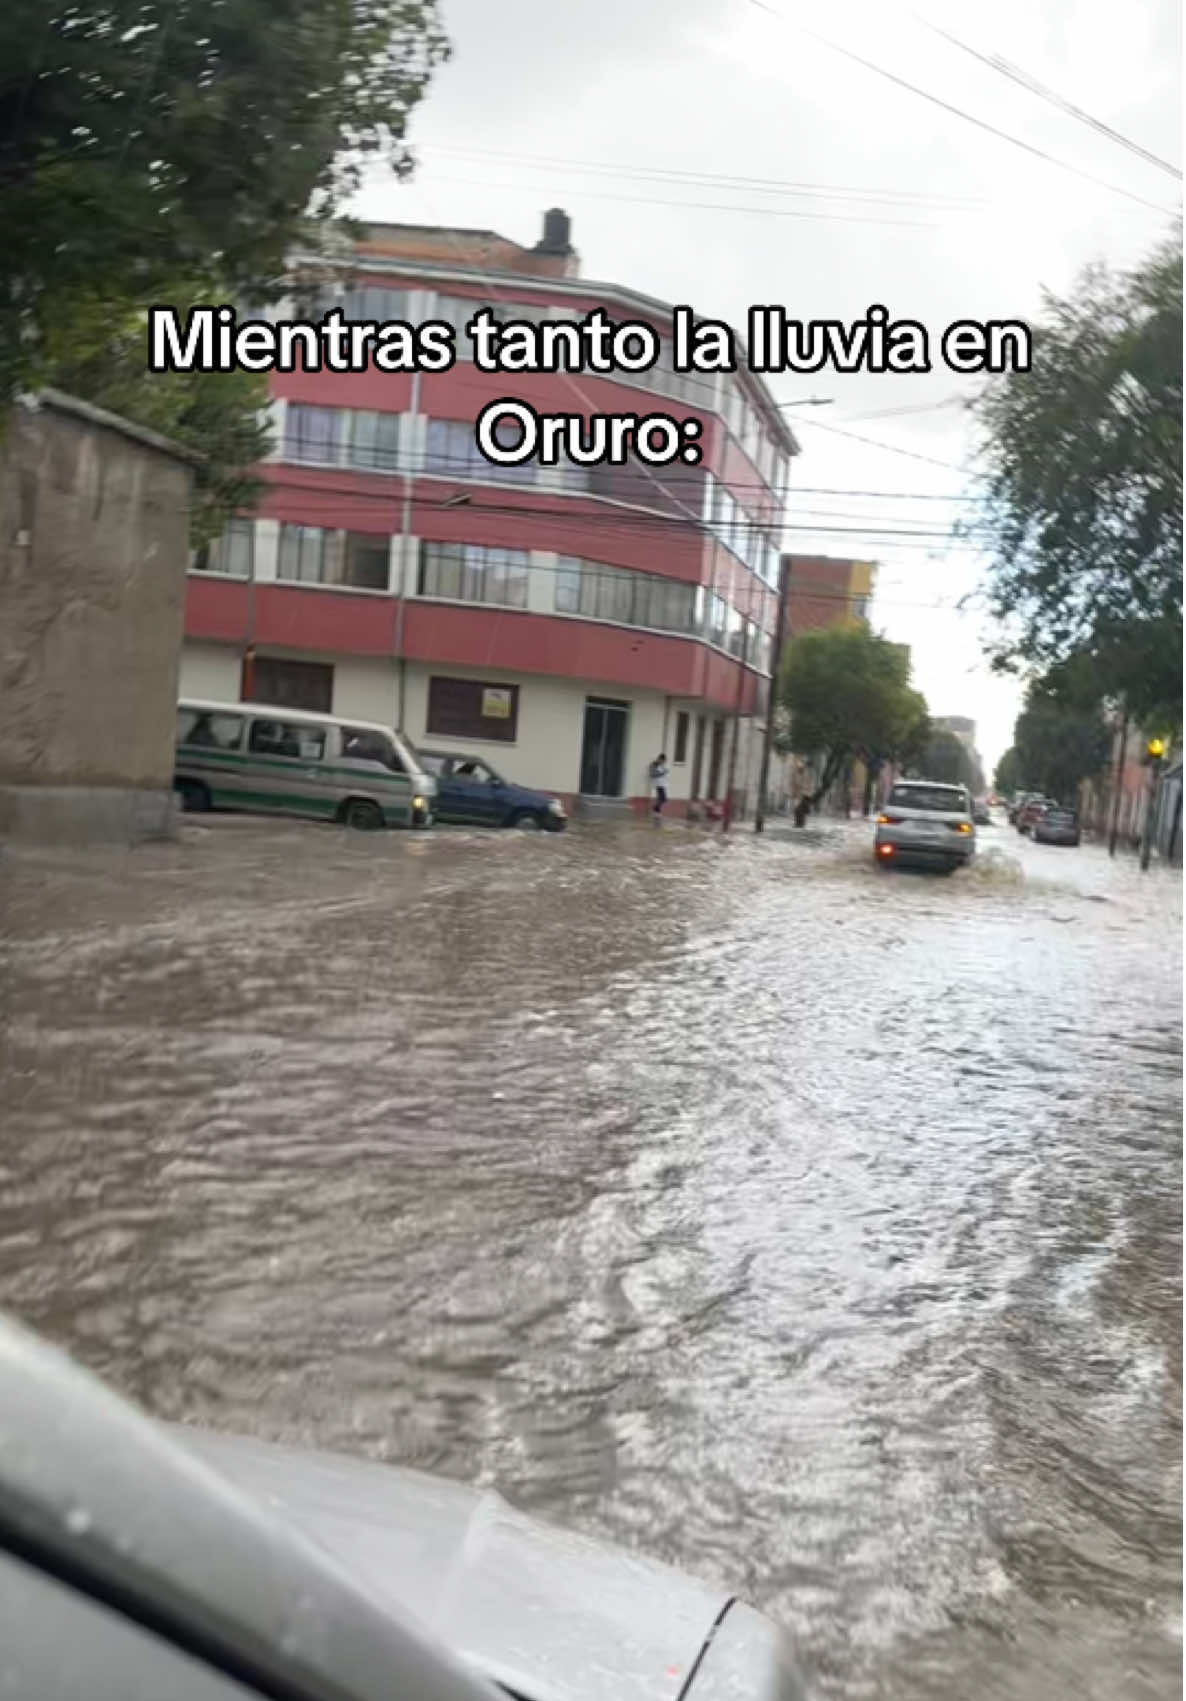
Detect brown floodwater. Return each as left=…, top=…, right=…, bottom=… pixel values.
left=0, top=814, right=1180, bottom=1698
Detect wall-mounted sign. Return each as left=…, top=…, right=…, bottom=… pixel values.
left=481, top=688, right=513, bottom=720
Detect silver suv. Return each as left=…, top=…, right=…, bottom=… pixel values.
left=875, top=779, right=976, bottom=873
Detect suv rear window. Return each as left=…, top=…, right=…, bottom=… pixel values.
left=888, top=785, right=968, bottom=813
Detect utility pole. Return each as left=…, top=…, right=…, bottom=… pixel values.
left=392, top=365, right=423, bottom=733
left=1140, top=738, right=1166, bottom=871
left=1108, top=709, right=1128, bottom=857
left=721, top=622, right=750, bottom=834
left=754, top=557, right=791, bottom=834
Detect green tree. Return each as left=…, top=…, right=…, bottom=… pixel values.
left=779, top=623, right=928, bottom=809
left=1012, top=681, right=1111, bottom=804
left=40, top=282, right=271, bottom=541
left=1, top=0, right=450, bottom=397
left=916, top=728, right=979, bottom=792
left=994, top=747, right=1022, bottom=795
left=971, top=233, right=1182, bottom=724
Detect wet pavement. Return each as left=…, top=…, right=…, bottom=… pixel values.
left=0, top=814, right=1180, bottom=1699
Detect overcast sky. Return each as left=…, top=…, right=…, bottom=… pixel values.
left=352, top=0, right=1182, bottom=776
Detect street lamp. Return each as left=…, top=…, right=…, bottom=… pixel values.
left=1140, top=737, right=1169, bottom=871
left=773, top=397, right=834, bottom=410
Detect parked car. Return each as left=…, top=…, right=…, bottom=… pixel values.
left=418, top=750, right=567, bottom=831
left=0, top=1309, right=807, bottom=1701
left=1017, top=796, right=1053, bottom=836
left=875, top=779, right=976, bottom=873
left=175, top=700, right=436, bottom=830
left=1033, top=805, right=1081, bottom=846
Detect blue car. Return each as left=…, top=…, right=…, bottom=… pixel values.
left=417, top=750, right=567, bottom=831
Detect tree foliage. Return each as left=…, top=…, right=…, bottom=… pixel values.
left=0, top=0, right=450, bottom=397
left=778, top=623, right=930, bottom=805
left=971, top=233, right=1182, bottom=722
left=1011, top=681, right=1112, bottom=803
left=39, top=282, right=271, bottom=541
left=994, top=747, right=1022, bottom=796
left=914, top=728, right=982, bottom=794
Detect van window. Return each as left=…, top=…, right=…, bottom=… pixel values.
left=341, top=728, right=405, bottom=773
left=249, top=719, right=326, bottom=761
left=178, top=709, right=245, bottom=750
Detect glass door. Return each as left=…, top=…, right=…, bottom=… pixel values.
left=580, top=699, right=630, bottom=796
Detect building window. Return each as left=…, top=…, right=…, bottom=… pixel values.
left=433, top=295, right=485, bottom=340
left=192, top=518, right=253, bottom=578
left=285, top=404, right=341, bottom=465
left=425, top=417, right=477, bottom=479
left=554, top=560, right=582, bottom=613
left=249, top=658, right=334, bottom=713
left=340, top=286, right=409, bottom=323
left=347, top=410, right=401, bottom=473
left=424, top=417, right=536, bottom=485
left=342, top=533, right=391, bottom=590
left=277, top=524, right=390, bottom=590
left=553, top=557, right=697, bottom=634
left=427, top=676, right=519, bottom=743
left=418, top=541, right=529, bottom=608
left=673, top=711, right=690, bottom=764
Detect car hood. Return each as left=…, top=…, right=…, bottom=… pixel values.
left=172, top=1427, right=803, bottom=1701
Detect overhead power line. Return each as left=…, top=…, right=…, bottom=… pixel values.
left=429, top=173, right=943, bottom=230
left=914, top=15, right=1183, bottom=181
left=789, top=415, right=965, bottom=470
left=258, top=472, right=983, bottom=551
left=746, top=0, right=1179, bottom=215
left=421, top=143, right=984, bottom=208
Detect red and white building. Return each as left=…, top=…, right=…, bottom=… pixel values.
left=181, top=211, right=799, bottom=816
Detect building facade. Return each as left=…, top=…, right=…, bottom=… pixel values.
left=785, top=555, right=876, bottom=634
left=933, top=715, right=976, bottom=749
left=180, top=212, right=799, bottom=817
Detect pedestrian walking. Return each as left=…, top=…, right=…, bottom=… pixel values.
left=648, top=752, right=669, bottom=820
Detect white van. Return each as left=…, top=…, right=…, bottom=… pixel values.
left=174, top=700, right=436, bottom=830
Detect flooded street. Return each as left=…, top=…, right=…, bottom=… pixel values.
left=0, top=816, right=1180, bottom=1699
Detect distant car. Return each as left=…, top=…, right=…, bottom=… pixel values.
left=1017, top=797, right=1052, bottom=836
left=875, top=779, right=976, bottom=873
left=418, top=750, right=567, bottom=831
left=1032, top=805, right=1081, bottom=846
left=972, top=799, right=992, bottom=826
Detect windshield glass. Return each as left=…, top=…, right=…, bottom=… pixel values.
left=888, top=785, right=968, bottom=813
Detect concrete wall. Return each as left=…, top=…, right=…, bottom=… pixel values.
left=0, top=392, right=198, bottom=843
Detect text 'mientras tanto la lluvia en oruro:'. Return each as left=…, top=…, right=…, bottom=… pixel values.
left=146, top=302, right=1032, bottom=469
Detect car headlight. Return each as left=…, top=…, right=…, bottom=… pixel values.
left=548, top=798, right=564, bottom=815
left=413, top=795, right=426, bottom=812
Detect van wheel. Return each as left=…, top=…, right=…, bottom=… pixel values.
left=342, top=799, right=384, bottom=831
left=175, top=780, right=210, bottom=813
